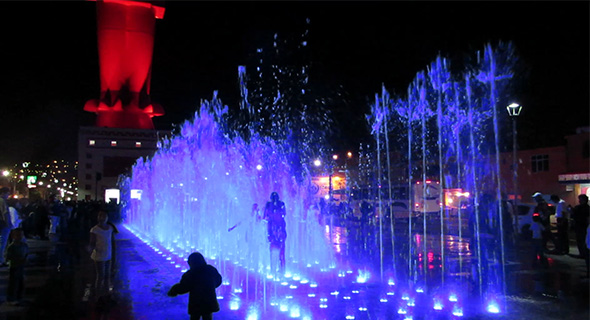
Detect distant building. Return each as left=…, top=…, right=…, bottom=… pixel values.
left=77, top=127, right=169, bottom=201
left=501, top=126, right=589, bottom=205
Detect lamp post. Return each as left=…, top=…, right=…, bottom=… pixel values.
left=329, top=154, right=338, bottom=200
left=346, top=151, right=352, bottom=200
left=506, top=103, right=522, bottom=209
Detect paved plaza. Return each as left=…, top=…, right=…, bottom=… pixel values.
left=0, top=219, right=587, bottom=320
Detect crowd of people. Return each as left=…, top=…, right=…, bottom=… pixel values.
left=531, top=191, right=590, bottom=278
left=0, top=187, right=123, bottom=306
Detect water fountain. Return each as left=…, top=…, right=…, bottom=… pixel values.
left=366, top=41, right=517, bottom=314
left=119, top=42, right=518, bottom=319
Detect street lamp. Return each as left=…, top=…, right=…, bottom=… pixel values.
left=506, top=103, right=522, bottom=208
left=345, top=152, right=353, bottom=200
left=329, top=154, right=339, bottom=200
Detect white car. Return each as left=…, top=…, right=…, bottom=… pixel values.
left=514, top=203, right=536, bottom=235
left=513, top=202, right=556, bottom=237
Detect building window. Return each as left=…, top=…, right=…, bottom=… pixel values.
left=86, top=153, right=92, bottom=159
left=85, top=174, right=91, bottom=180
left=86, top=163, right=92, bottom=169
left=89, top=140, right=95, bottom=146
left=135, top=142, right=142, bottom=148
left=111, top=141, right=117, bottom=147
left=85, top=184, right=92, bottom=190
left=531, top=154, right=549, bottom=173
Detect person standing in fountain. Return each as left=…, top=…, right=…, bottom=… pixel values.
left=264, top=192, right=287, bottom=275
left=168, top=252, right=222, bottom=320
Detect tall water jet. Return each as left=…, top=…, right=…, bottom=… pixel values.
left=120, top=92, right=336, bottom=288
left=367, top=42, right=517, bottom=311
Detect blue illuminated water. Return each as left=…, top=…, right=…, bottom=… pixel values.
left=366, top=42, right=516, bottom=314
left=120, top=42, right=517, bottom=319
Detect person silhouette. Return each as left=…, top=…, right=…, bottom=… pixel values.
left=168, top=252, right=222, bottom=320
left=263, top=192, right=287, bottom=275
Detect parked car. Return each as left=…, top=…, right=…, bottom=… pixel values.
left=513, top=202, right=556, bottom=239
left=514, top=203, right=536, bottom=237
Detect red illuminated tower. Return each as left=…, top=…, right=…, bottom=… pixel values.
left=84, top=0, right=165, bottom=129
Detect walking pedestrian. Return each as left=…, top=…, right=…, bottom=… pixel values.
left=5, top=228, right=28, bottom=305
left=88, top=209, right=118, bottom=297
left=572, top=194, right=590, bottom=259
left=168, top=252, right=223, bottom=320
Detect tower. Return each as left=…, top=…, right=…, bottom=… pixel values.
left=78, top=0, right=169, bottom=201
left=84, top=0, right=165, bottom=129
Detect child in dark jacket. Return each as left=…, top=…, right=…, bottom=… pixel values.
left=168, top=252, right=222, bottom=320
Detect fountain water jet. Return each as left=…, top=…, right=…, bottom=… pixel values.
left=367, top=42, right=517, bottom=312
left=120, top=93, right=336, bottom=289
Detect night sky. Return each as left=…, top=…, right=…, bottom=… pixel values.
left=0, top=1, right=588, bottom=166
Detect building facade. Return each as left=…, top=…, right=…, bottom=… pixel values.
left=77, top=126, right=169, bottom=201
left=501, top=126, right=589, bottom=206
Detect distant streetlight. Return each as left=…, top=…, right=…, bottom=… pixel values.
left=506, top=103, right=522, bottom=208
left=313, top=159, right=322, bottom=167
left=345, top=152, right=353, bottom=200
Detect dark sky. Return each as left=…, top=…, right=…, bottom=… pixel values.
left=0, top=1, right=588, bottom=166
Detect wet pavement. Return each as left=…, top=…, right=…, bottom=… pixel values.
left=0, top=218, right=588, bottom=320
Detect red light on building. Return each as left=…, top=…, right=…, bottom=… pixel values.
left=84, top=0, right=165, bottom=129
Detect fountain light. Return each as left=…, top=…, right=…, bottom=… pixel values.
left=279, top=303, right=288, bottom=312
left=433, top=300, right=444, bottom=310
left=356, top=270, right=370, bottom=283
left=229, top=296, right=241, bottom=310
left=289, top=305, right=301, bottom=317
left=452, top=305, right=464, bottom=317
left=486, top=301, right=500, bottom=314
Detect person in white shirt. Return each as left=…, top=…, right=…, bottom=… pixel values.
left=7, top=199, right=22, bottom=230
left=550, top=194, right=571, bottom=254
left=88, top=209, right=118, bottom=297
